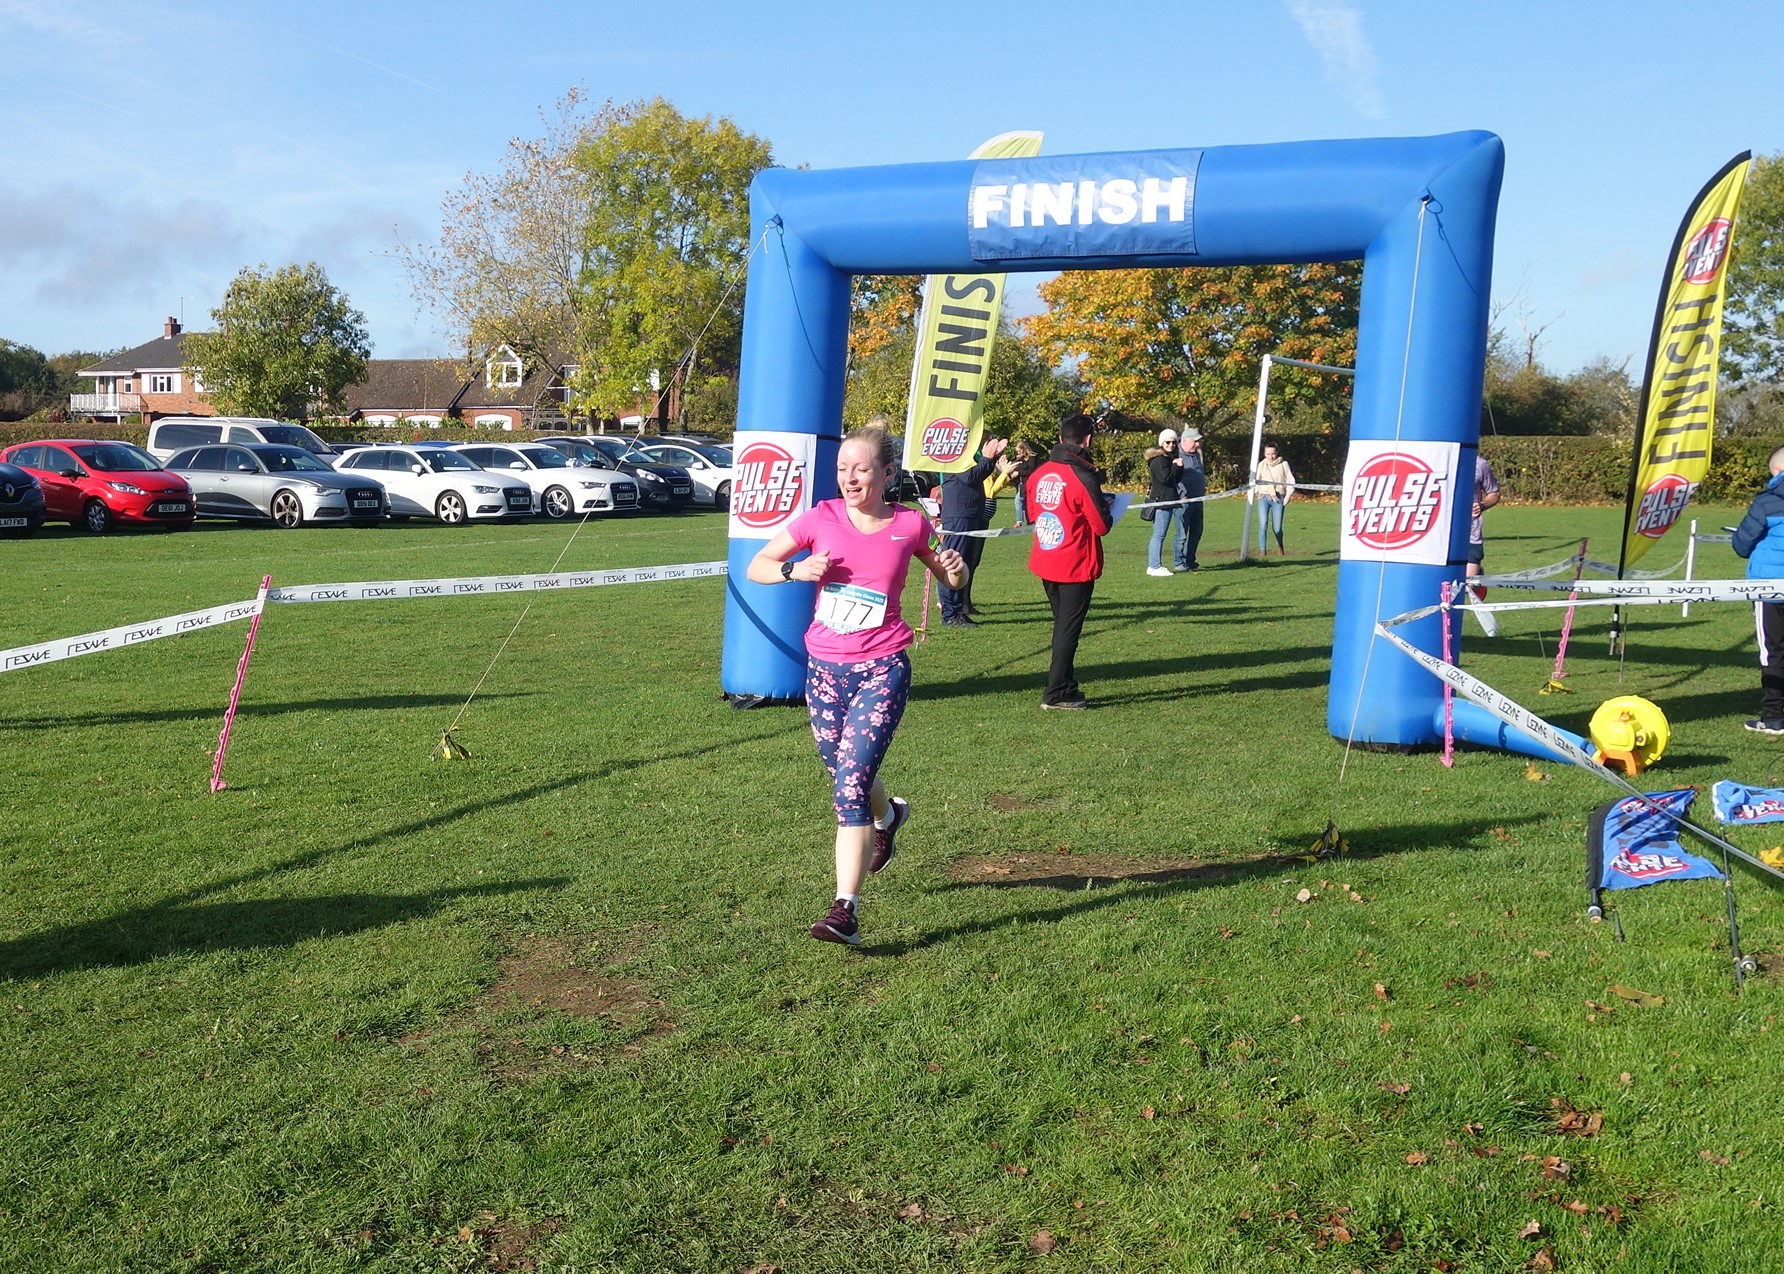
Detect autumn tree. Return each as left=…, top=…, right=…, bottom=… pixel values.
left=842, top=320, right=1074, bottom=442
left=182, top=263, right=370, bottom=420
left=848, top=275, right=923, bottom=368
left=401, top=92, right=770, bottom=428
left=1023, top=263, right=1360, bottom=436
left=1725, top=151, right=1784, bottom=385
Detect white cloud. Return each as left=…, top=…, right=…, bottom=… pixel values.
left=1284, top=2, right=1386, bottom=120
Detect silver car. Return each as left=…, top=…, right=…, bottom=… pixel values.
left=166, top=443, right=388, bottom=528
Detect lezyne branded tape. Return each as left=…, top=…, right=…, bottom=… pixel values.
left=267, top=561, right=729, bottom=603
left=0, top=597, right=265, bottom=675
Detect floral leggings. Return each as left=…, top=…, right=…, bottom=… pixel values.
left=806, top=651, right=911, bottom=826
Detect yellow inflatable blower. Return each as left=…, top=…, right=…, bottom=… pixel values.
left=1588, top=696, right=1669, bottom=776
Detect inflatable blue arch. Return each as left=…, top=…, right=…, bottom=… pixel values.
left=721, top=130, right=1505, bottom=749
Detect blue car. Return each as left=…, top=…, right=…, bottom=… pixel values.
left=0, top=460, right=46, bottom=537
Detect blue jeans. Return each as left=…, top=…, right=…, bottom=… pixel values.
left=1147, top=505, right=1187, bottom=569
left=1256, top=497, right=1285, bottom=552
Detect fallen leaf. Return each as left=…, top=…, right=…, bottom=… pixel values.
left=1518, top=1219, right=1542, bottom=1239
left=1524, top=762, right=1548, bottom=781
left=926, top=1062, right=941, bottom=1072
left=1141, top=1105, right=1156, bottom=1120
left=897, top=1202, right=924, bottom=1220
left=1378, top=1082, right=1411, bottom=1095
left=1463, top=1122, right=1485, bottom=1135
left=1296, top=888, right=1313, bottom=903
left=1532, top=1250, right=1557, bottom=1271
left=1532, top=949, right=1552, bottom=959
left=1373, top=982, right=1390, bottom=1000
left=1761, top=846, right=1784, bottom=869
left=1379, top=1020, right=1392, bottom=1035
left=1560, top=1199, right=1590, bottom=1216
left=1029, top=1230, right=1057, bottom=1255
left=1541, top=1156, right=1571, bottom=1180
left=1405, top=1151, right=1430, bottom=1165
left=1699, top=1149, right=1731, bottom=1166
left=1619, top=1072, right=1634, bottom=1085
left=1608, top=984, right=1665, bottom=1007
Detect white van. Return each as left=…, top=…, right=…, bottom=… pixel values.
left=145, top=417, right=342, bottom=464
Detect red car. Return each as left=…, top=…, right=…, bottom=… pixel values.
left=1, top=439, right=196, bottom=533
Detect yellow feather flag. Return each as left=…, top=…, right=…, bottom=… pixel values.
left=1618, top=153, right=1751, bottom=572
left=903, top=130, right=1044, bottom=474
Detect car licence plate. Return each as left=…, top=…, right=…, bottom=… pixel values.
left=673, top=486, right=691, bottom=496
left=352, top=499, right=379, bottom=509
left=0, top=517, right=24, bottom=527
left=153, top=502, right=187, bottom=515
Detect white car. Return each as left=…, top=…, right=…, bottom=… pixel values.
left=449, top=442, right=639, bottom=519
left=637, top=442, right=733, bottom=510
left=334, top=445, right=533, bottom=524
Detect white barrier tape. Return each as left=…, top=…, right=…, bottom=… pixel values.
left=1693, top=533, right=1733, bottom=545
left=266, top=560, right=729, bottom=604
left=1476, top=551, right=1587, bottom=585
left=1480, top=576, right=1784, bottom=604
left=1373, top=616, right=1780, bottom=880
left=0, top=597, right=265, bottom=675
left=1580, top=554, right=1688, bottom=580
left=1126, top=486, right=1251, bottom=514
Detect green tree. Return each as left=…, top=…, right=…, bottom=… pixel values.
left=1023, top=262, right=1360, bottom=437
left=1725, top=151, right=1784, bottom=385
left=182, top=263, right=369, bottom=420
left=571, top=97, right=772, bottom=426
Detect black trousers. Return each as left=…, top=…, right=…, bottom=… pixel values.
left=1041, top=578, right=1095, bottom=704
left=938, top=522, right=986, bottom=618
left=1759, top=601, right=1784, bottom=720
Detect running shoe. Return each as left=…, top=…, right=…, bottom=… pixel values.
left=810, top=898, right=860, bottom=945
left=1744, top=719, right=1784, bottom=737
left=870, top=798, right=910, bottom=874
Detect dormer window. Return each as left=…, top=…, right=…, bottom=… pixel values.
left=486, top=346, right=523, bottom=390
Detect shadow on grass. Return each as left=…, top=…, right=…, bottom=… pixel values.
left=0, top=691, right=532, bottom=733
left=914, top=635, right=1333, bottom=704
left=2, top=723, right=805, bottom=979
left=875, top=812, right=1548, bottom=956
left=0, top=877, right=570, bottom=978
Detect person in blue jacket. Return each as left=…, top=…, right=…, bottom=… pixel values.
left=937, top=437, right=1008, bottom=627
left=1731, top=444, right=1784, bottom=735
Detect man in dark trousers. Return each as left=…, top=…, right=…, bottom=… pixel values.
left=1025, top=414, right=1113, bottom=709
left=1174, top=427, right=1207, bottom=571
left=1732, top=444, right=1784, bottom=735
left=937, top=436, right=1008, bottom=627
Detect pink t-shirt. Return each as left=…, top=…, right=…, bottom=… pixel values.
left=786, top=500, right=931, bottom=662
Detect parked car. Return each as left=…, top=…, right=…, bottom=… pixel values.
left=146, top=416, right=343, bottom=464
left=0, top=439, right=194, bottom=533
left=535, top=436, right=694, bottom=511
left=334, top=445, right=532, bottom=524
left=636, top=442, right=733, bottom=510
left=448, top=442, right=638, bottom=519
left=0, top=460, right=46, bottom=537
left=164, top=443, right=388, bottom=528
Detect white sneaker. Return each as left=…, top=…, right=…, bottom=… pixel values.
left=1146, top=566, right=1173, bottom=577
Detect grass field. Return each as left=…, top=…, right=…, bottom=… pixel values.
left=4, top=498, right=1784, bottom=1273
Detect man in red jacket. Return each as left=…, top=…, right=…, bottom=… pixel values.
left=1026, top=414, right=1114, bottom=709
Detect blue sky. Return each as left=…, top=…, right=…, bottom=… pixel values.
left=1, top=0, right=1776, bottom=375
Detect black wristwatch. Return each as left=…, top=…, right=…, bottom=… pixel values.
left=781, top=559, right=795, bottom=582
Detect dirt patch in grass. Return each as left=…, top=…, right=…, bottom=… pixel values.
left=405, top=934, right=673, bottom=1079
left=946, top=850, right=1264, bottom=892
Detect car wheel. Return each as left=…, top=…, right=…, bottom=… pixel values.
left=714, top=481, right=731, bottom=512
left=436, top=491, right=467, bottom=524
left=541, top=485, right=573, bottom=519
left=270, top=489, right=304, bottom=529
left=82, top=499, right=114, bottom=534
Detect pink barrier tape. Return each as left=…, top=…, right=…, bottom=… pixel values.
left=1440, top=580, right=1454, bottom=768
left=1551, top=537, right=1588, bottom=683
left=211, top=576, right=272, bottom=793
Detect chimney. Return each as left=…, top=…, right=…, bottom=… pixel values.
left=164, top=316, right=181, bottom=338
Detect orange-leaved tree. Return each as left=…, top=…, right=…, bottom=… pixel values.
left=1022, top=263, right=1360, bottom=436
left=848, top=275, right=923, bottom=368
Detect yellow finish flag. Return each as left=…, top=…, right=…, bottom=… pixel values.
left=903, top=130, right=1044, bottom=474
left=1618, top=152, right=1751, bottom=573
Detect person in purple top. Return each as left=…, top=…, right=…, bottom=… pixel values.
left=748, top=424, right=967, bottom=946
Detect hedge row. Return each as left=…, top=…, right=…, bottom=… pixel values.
left=1086, top=432, right=1780, bottom=505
